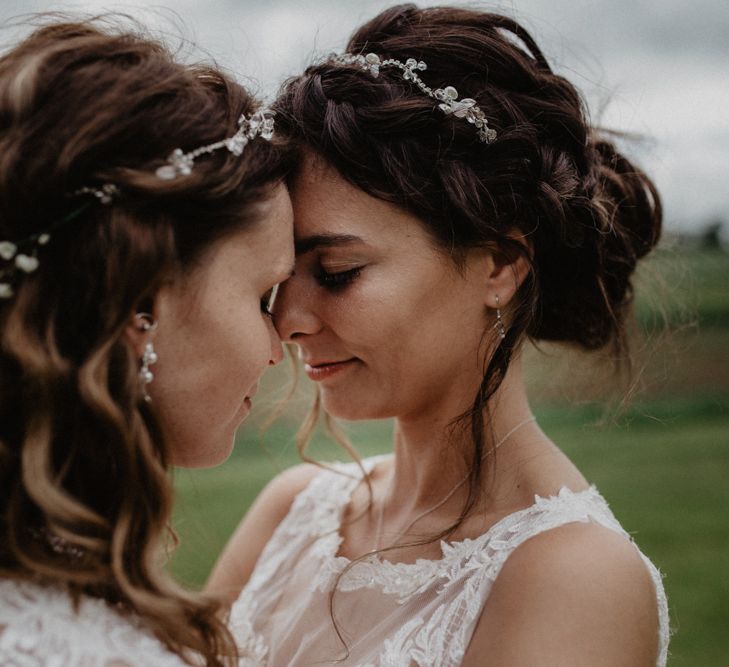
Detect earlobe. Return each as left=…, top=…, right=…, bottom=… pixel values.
left=123, top=312, right=158, bottom=358
left=484, top=234, right=532, bottom=308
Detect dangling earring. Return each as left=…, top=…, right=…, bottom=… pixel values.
left=136, top=313, right=158, bottom=402
left=494, top=295, right=506, bottom=340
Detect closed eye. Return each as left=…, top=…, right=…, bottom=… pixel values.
left=316, top=266, right=362, bottom=289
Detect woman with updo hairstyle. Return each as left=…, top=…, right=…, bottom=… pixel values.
left=209, top=4, right=669, bottom=666
left=0, top=17, right=295, bottom=667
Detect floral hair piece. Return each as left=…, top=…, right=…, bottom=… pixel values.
left=0, top=109, right=275, bottom=299
left=154, top=108, right=275, bottom=180
left=0, top=204, right=90, bottom=299
left=328, top=53, right=497, bottom=144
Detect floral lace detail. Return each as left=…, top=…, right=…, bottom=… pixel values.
left=230, top=457, right=670, bottom=667
left=0, top=579, right=195, bottom=666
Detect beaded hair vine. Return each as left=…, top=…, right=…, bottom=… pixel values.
left=328, top=53, right=497, bottom=144
left=0, top=109, right=275, bottom=299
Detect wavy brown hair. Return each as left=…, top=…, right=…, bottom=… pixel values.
left=0, top=17, right=292, bottom=665
left=276, top=4, right=663, bottom=653
left=276, top=0, right=662, bottom=549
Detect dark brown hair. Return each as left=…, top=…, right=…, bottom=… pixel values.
left=276, top=3, right=661, bottom=540
left=0, top=17, right=292, bottom=665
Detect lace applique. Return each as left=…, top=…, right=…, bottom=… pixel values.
left=0, top=579, right=194, bottom=667
left=230, top=457, right=670, bottom=667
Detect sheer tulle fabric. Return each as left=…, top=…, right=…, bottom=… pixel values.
left=231, top=457, right=669, bottom=667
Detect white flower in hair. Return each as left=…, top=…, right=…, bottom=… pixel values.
left=155, top=109, right=276, bottom=180
left=328, top=53, right=497, bottom=143
left=0, top=108, right=277, bottom=299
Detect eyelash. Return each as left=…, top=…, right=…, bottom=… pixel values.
left=316, top=267, right=362, bottom=289
left=260, top=283, right=279, bottom=317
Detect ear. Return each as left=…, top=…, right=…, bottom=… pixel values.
left=482, top=232, right=532, bottom=309
left=123, top=311, right=158, bottom=358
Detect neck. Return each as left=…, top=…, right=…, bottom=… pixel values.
left=386, top=357, right=535, bottom=511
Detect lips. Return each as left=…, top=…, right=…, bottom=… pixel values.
left=304, top=358, right=358, bottom=381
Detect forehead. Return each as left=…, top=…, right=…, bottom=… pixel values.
left=244, top=183, right=295, bottom=265
left=290, top=155, right=421, bottom=245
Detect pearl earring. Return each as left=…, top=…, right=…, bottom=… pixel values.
left=136, top=314, right=158, bottom=402
left=494, top=295, right=506, bottom=340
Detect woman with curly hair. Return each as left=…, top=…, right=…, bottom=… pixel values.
left=0, top=17, right=294, bottom=666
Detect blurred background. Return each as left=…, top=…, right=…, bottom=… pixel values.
left=2, top=1, right=727, bottom=664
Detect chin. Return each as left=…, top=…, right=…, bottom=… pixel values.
left=322, top=393, right=395, bottom=422
left=170, top=434, right=235, bottom=469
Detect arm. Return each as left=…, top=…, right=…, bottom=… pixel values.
left=205, top=463, right=320, bottom=606
left=462, top=522, right=660, bottom=667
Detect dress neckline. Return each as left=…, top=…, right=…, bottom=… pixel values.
left=327, top=455, right=600, bottom=570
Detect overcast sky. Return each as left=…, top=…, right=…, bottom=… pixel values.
left=1, top=0, right=727, bottom=235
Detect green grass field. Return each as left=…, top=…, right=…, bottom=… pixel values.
left=170, top=245, right=729, bottom=666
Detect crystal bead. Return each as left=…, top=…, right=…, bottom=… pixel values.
left=15, top=254, right=38, bottom=273
left=38, top=234, right=51, bottom=245
left=0, top=283, right=13, bottom=298
left=226, top=135, right=249, bottom=156
left=155, top=165, right=177, bottom=180
left=365, top=53, right=380, bottom=65
left=405, top=58, right=417, bottom=68
left=444, top=86, right=458, bottom=100
left=0, top=241, right=17, bottom=260
left=417, top=61, right=427, bottom=70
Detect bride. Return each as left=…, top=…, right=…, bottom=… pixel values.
left=209, top=4, right=669, bottom=666
left=0, top=16, right=293, bottom=667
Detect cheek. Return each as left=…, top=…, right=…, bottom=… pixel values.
left=324, top=276, right=410, bottom=348
left=233, top=315, right=272, bottom=384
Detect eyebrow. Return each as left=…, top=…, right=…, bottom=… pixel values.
left=294, top=233, right=365, bottom=255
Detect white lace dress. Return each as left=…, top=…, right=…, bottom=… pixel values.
left=230, top=457, right=670, bottom=667
left=0, top=578, right=194, bottom=666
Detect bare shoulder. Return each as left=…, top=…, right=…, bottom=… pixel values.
left=251, top=462, right=323, bottom=514
left=462, top=521, right=659, bottom=667
left=205, top=463, right=321, bottom=605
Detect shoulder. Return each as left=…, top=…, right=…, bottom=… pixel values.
left=0, top=579, right=187, bottom=667
left=252, top=462, right=324, bottom=515
left=462, top=521, right=660, bottom=667
left=205, top=462, right=322, bottom=604
left=243, top=461, right=324, bottom=530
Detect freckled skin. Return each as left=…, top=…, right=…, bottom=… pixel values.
left=150, top=185, right=294, bottom=468
left=274, top=157, right=493, bottom=426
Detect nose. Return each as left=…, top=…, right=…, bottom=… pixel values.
left=272, top=274, right=322, bottom=343
left=266, top=317, right=284, bottom=366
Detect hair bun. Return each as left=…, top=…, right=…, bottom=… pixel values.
left=531, top=134, right=662, bottom=350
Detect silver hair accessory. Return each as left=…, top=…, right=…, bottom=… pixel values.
left=494, top=295, right=506, bottom=340
left=154, top=108, right=276, bottom=180
left=0, top=203, right=91, bottom=299
left=329, top=53, right=497, bottom=143
left=0, top=109, right=275, bottom=299
left=73, top=184, right=121, bottom=204
left=136, top=314, right=158, bottom=402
